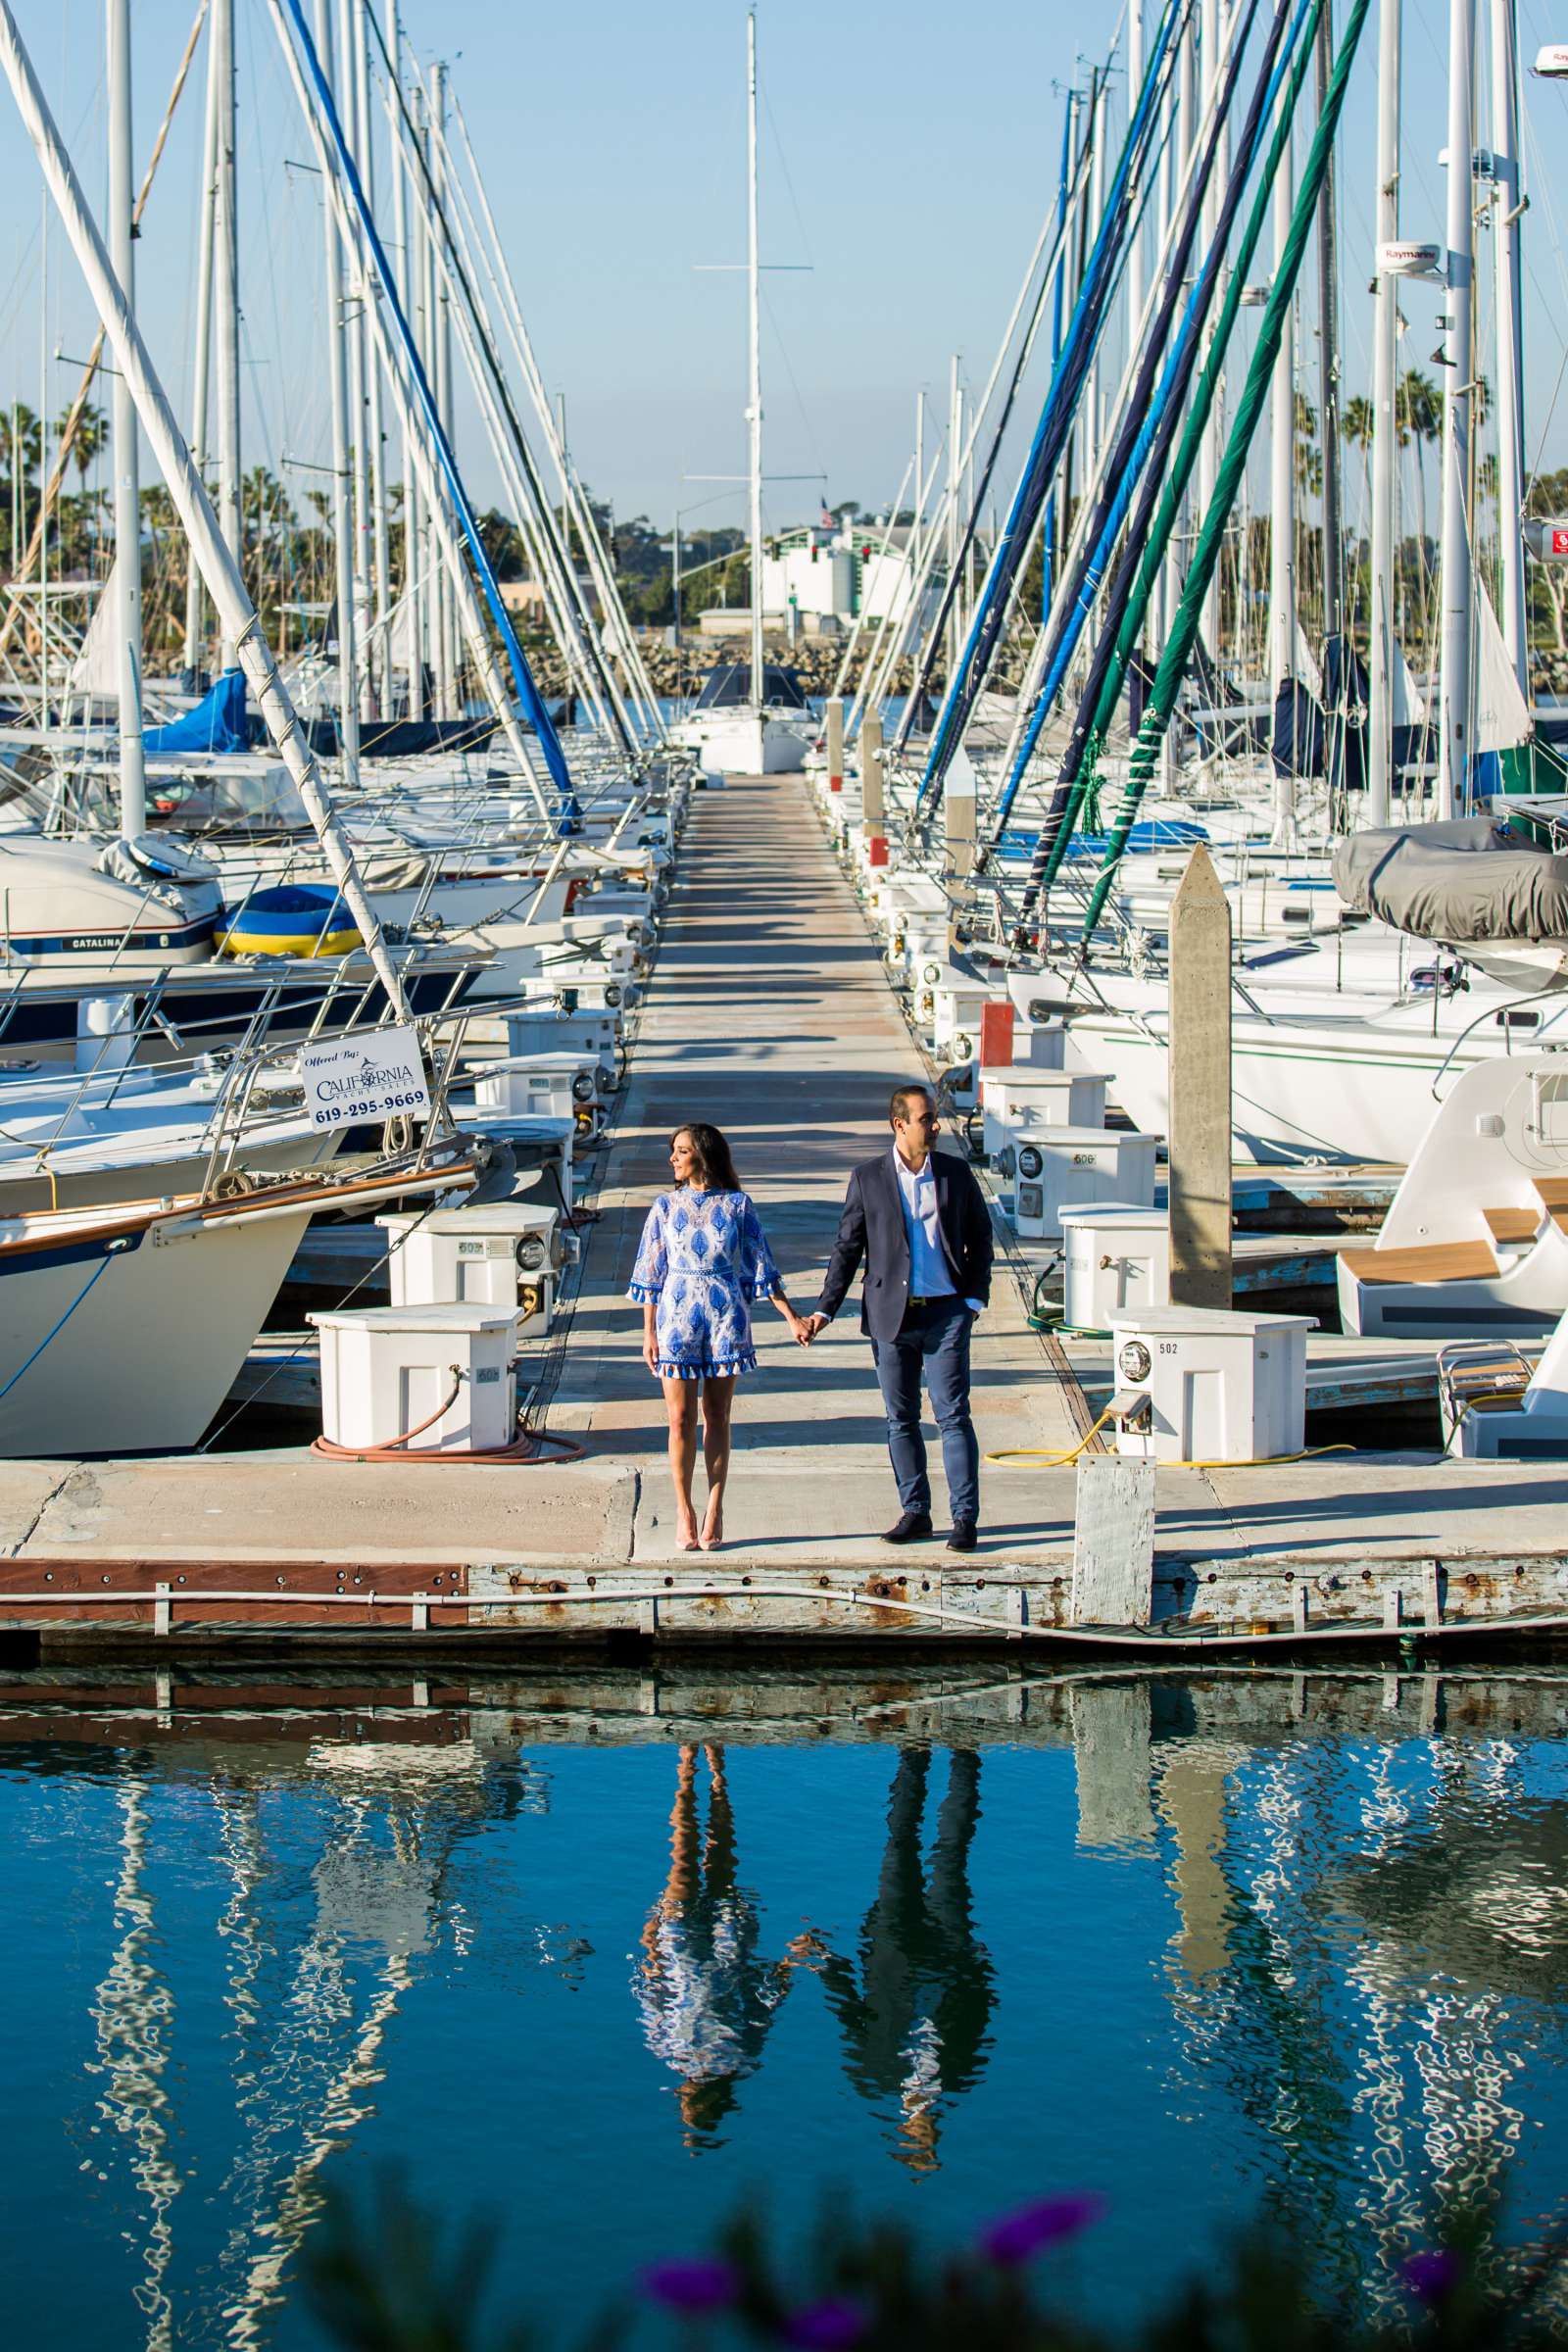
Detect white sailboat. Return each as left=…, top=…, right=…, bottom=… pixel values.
left=673, top=12, right=811, bottom=780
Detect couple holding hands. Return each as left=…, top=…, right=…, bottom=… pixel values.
left=628, top=1085, right=994, bottom=1555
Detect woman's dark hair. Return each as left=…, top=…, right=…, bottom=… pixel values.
left=672, top=1122, right=742, bottom=1193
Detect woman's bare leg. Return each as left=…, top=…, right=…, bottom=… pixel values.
left=699, top=1376, right=735, bottom=1548
left=662, top=1376, right=701, bottom=1549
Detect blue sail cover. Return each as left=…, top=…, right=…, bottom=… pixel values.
left=144, top=667, right=249, bottom=756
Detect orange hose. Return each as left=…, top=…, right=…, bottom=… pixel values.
left=310, top=1369, right=588, bottom=1466
left=311, top=1425, right=587, bottom=1466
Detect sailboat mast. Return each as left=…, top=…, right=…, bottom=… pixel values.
left=746, top=8, right=763, bottom=709
left=1314, top=2, right=1343, bottom=652
left=213, top=0, right=241, bottom=663
left=429, top=60, right=459, bottom=719
left=182, top=49, right=218, bottom=680
left=1367, top=0, right=1401, bottom=822
left=1266, top=89, right=1296, bottom=701
left=1437, top=0, right=1476, bottom=817
left=0, top=0, right=415, bottom=1019
left=383, top=0, right=419, bottom=718
left=107, top=0, right=144, bottom=836
left=354, top=0, right=390, bottom=719
left=1490, top=0, right=1526, bottom=690
left=316, top=0, right=360, bottom=787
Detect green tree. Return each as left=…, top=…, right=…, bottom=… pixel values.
left=1396, top=369, right=1441, bottom=635
left=58, top=399, right=106, bottom=493
left=1341, top=394, right=1374, bottom=508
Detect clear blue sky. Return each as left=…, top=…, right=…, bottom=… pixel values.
left=1, top=0, right=1568, bottom=547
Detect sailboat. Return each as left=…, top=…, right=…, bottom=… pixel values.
left=673, top=12, right=811, bottom=780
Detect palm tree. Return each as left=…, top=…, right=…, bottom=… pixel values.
left=1396, top=370, right=1441, bottom=639
left=1341, top=395, right=1374, bottom=509
left=4, top=401, right=41, bottom=485
left=54, top=402, right=108, bottom=558
left=3, top=403, right=42, bottom=576
left=1340, top=398, right=1375, bottom=637
left=57, top=400, right=106, bottom=490
left=1293, top=391, right=1322, bottom=500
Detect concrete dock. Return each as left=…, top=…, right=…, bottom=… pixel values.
left=4, top=773, right=1568, bottom=1652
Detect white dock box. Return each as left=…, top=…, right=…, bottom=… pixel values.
left=930, top=981, right=994, bottom=1057
left=1061, top=1204, right=1172, bottom=1330
left=1109, top=1305, right=1312, bottom=1464
left=505, top=1007, right=618, bottom=1077
left=982, top=1068, right=1109, bottom=1157
left=1009, top=1021, right=1067, bottom=1070
left=377, top=1202, right=561, bottom=1323
left=1008, top=1127, right=1160, bottom=1239
left=472, top=1049, right=604, bottom=1131
left=309, top=1303, right=519, bottom=1453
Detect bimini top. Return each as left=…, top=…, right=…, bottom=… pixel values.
left=1334, top=814, right=1568, bottom=942
left=693, top=662, right=809, bottom=712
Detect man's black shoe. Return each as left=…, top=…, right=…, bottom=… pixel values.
left=947, top=1519, right=978, bottom=1554
left=882, top=1509, right=934, bottom=1544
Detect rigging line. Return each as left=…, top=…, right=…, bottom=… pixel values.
left=991, top=0, right=1279, bottom=842
left=889, top=76, right=1104, bottom=761
left=758, top=276, right=829, bottom=500
left=1018, top=0, right=1327, bottom=923
left=360, top=11, right=632, bottom=761
left=0, top=1249, right=115, bottom=1406
left=883, top=102, right=1103, bottom=758
left=915, top=0, right=1193, bottom=807
left=1081, top=0, right=1376, bottom=944
left=759, top=82, right=813, bottom=275
left=271, top=0, right=574, bottom=801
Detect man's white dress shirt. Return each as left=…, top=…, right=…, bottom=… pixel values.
left=893, top=1148, right=982, bottom=1315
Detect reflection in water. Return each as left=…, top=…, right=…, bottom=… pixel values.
left=85, top=1777, right=180, bottom=2352
left=818, top=1748, right=994, bottom=2173
left=8, top=1665, right=1568, bottom=2344
left=637, top=1744, right=821, bottom=2147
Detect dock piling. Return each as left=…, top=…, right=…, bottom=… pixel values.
left=860, top=711, right=885, bottom=849
left=825, top=696, right=844, bottom=792
left=1168, top=846, right=1234, bottom=1308
left=1070, top=1453, right=1156, bottom=1627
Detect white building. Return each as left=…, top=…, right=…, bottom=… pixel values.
left=757, top=520, right=944, bottom=632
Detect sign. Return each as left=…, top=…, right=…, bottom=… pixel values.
left=300, top=1024, right=429, bottom=1130
left=1524, top=518, right=1568, bottom=564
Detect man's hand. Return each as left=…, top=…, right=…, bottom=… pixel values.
left=797, top=1313, right=828, bottom=1346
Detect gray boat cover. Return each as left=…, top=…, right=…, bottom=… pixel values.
left=1333, top=816, right=1568, bottom=941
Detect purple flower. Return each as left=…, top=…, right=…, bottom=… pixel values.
left=1400, top=2249, right=1462, bottom=2304
left=778, top=2298, right=868, bottom=2350
left=978, top=2193, right=1106, bottom=2267
left=639, top=2258, right=742, bottom=2315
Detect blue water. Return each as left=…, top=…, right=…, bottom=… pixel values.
left=5, top=1665, right=1568, bottom=2348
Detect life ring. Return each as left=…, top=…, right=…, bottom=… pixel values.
left=220, top=883, right=364, bottom=959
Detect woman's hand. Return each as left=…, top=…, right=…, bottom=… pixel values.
left=642, top=1320, right=660, bottom=1378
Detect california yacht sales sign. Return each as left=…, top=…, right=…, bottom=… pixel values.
left=300, top=1025, right=430, bottom=1128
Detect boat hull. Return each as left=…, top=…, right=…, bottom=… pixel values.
left=674, top=710, right=811, bottom=777
left=0, top=1204, right=316, bottom=1456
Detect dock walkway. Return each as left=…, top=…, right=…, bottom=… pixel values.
left=3, top=773, right=1568, bottom=1649
left=546, top=768, right=1080, bottom=1550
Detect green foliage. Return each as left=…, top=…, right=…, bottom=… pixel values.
left=302, top=2180, right=1568, bottom=2352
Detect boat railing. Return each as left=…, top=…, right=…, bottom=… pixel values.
left=1429, top=985, right=1568, bottom=1100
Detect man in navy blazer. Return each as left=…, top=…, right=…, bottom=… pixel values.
left=801, top=1084, right=994, bottom=1551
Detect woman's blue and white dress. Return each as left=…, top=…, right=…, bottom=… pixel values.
left=629, top=1188, right=782, bottom=1379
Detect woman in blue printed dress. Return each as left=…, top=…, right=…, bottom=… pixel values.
left=630, top=1123, right=807, bottom=1551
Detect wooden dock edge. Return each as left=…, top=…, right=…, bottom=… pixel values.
left=4, top=1546, right=1567, bottom=1656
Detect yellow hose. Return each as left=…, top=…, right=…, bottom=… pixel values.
left=986, top=1418, right=1354, bottom=1472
